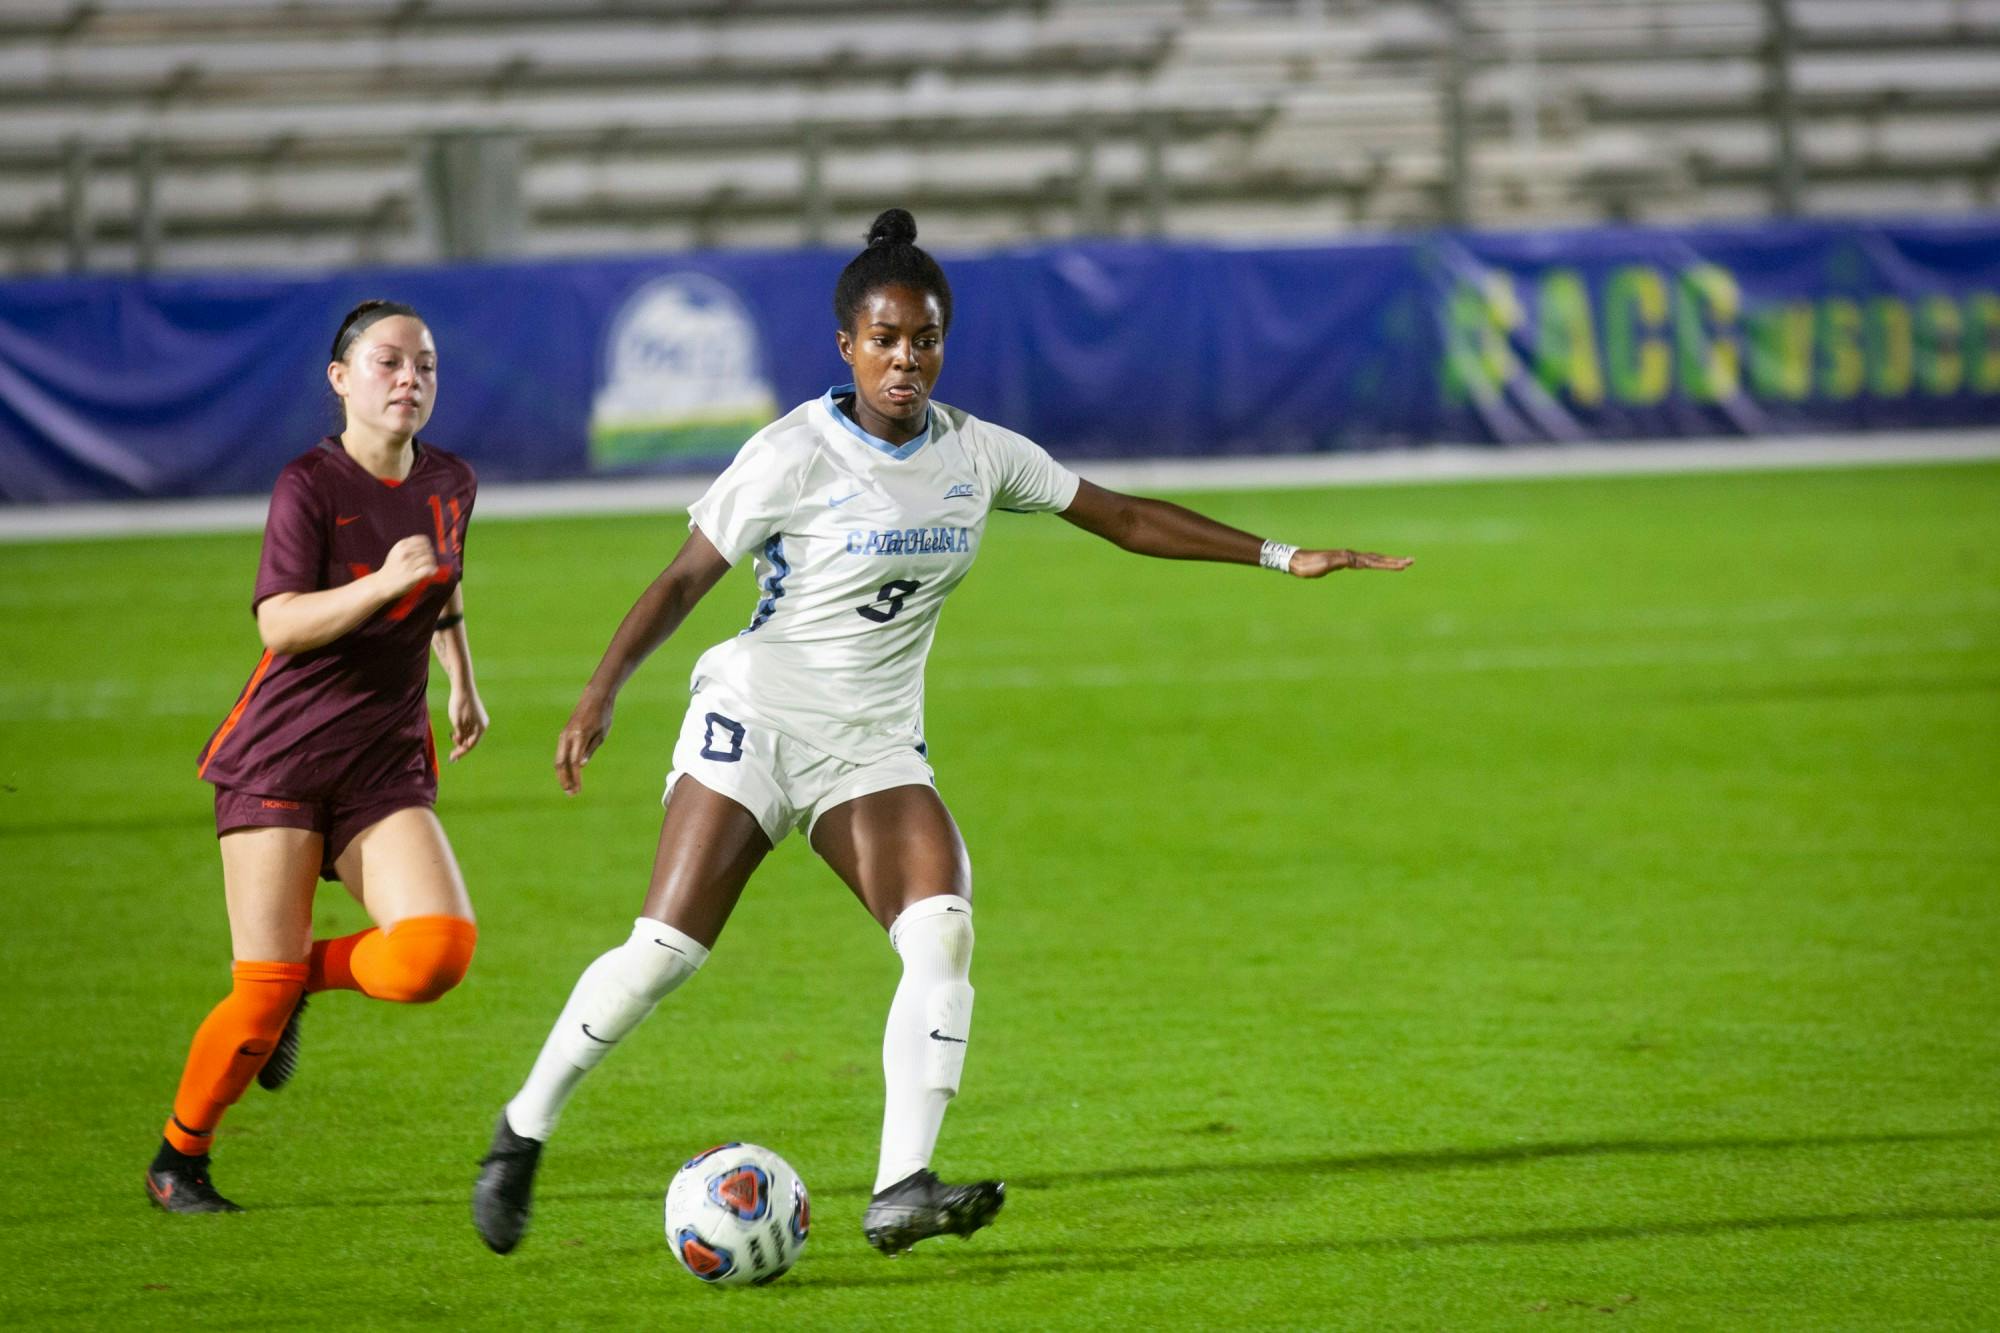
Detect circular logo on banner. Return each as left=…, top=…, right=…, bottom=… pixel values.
left=589, top=273, right=778, bottom=469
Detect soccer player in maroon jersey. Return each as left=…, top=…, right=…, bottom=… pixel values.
left=146, top=300, right=487, bottom=1214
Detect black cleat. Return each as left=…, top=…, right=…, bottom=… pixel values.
left=862, top=1169, right=1005, bottom=1256
left=257, top=994, right=308, bottom=1092
left=146, top=1146, right=242, bottom=1215
left=472, top=1111, right=544, bottom=1255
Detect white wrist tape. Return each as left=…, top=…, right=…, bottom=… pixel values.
left=1259, top=540, right=1299, bottom=573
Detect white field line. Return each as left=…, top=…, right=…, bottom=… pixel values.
left=3, top=430, right=1998, bottom=545
left=3, top=628, right=1987, bottom=724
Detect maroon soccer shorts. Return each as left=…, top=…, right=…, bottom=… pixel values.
left=213, top=786, right=435, bottom=881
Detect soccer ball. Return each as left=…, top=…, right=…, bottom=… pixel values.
left=663, top=1142, right=810, bottom=1286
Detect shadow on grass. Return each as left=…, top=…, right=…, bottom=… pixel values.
left=784, top=1204, right=2000, bottom=1290
left=1006, top=1126, right=1998, bottom=1190
left=245, top=1126, right=1993, bottom=1217
left=251, top=1180, right=731, bottom=1215
left=0, top=811, right=211, bottom=840
left=1668, top=674, right=2000, bottom=706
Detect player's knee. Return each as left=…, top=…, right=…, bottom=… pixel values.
left=611, top=917, right=710, bottom=1005
left=370, top=916, right=477, bottom=1004
left=228, top=960, right=309, bottom=1037
left=932, top=912, right=973, bottom=974
left=890, top=895, right=973, bottom=977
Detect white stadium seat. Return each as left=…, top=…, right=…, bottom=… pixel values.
left=3, top=0, right=1992, bottom=271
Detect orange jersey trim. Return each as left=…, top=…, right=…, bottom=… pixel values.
left=199, top=649, right=275, bottom=779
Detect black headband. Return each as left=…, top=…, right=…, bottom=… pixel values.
left=331, top=301, right=422, bottom=362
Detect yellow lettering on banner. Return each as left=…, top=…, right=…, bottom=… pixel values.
left=1676, top=264, right=1740, bottom=402
left=1970, top=293, right=2000, bottom=393
left=1603, top=266, right=1670, bottom=405
left=1916, top=295, right=1963, bottom=397
left=1868, top=298, right=1914, bottom=398
left=1819, top=298, right=1865, bottom=399
left=1482, top=271, right=1525, bottom=387
left=1747, top=303, right=1814, bottom=401
left=1533, top=268, right=1605, bottom=406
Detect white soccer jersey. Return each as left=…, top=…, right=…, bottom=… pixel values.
left=684, top=385, right=1080, bottom=764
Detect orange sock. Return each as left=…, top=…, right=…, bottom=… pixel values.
left=162, top=960, right=307, bottom=1156
left=307, top=915, right=476, bottom=1004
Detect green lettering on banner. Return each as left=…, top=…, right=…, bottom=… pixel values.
left=1747, top=303, right=1814, bottom=401
left=1441, top=283, right=1487, bottom=404
left=1916, top=295, right=1963, bottom=396
left=1533, top=268, right=1605, bottom=405
left=1970, top=293, right=2000, bottom=393
left=1868, top=298, right=1914, bottom=398
left=1603, top=266, right=1670, bottom=405
left=1676, top=264, right=1740, bottom=402
left=1819, top=298, right=1865, bottom=399
left=1442, top=273, right=1523, bottom=405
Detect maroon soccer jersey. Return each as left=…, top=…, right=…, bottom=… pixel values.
left=198, top=438, right=476, bottom=799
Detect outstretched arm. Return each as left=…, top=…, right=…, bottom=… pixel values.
left=554, top=527, right=734, bottom=794
left=1056, top=479, right=1412, bottom=577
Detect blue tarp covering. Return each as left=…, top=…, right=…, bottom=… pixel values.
left=3, top=217, right=1997, bottom=502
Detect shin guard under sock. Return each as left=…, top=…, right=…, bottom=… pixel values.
left=163, top=960, right=308, bottom=1155
left=875, top=895, right=974, bottom=1192
left=505, top=918, right=708, bottom=1141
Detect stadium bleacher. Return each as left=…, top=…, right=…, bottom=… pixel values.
left=1458, top=0, right=2000, bottom=221
left=2, top=0, right=1993, bottom=273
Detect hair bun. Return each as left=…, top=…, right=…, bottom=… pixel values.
left=866, top=207, right=918, bottom=248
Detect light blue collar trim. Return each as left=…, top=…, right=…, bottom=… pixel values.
left=822, top=384, right=932, bottom=460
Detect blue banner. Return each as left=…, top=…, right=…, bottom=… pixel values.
left=3, top=218, right=1997, bottom=502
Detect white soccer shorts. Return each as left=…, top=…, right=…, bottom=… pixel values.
left=662, top=693, right=937, bottom=846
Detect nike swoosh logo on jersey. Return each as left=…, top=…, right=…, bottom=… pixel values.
left=828, top=490, right=865, bottom=507
left=580, top=1024, right=615, bottom=1044
left=929, top=1029, right=968, bottom=1044
left=336, top=514, right=361, bottom=526
left=653, top=939, right=686, bottom=955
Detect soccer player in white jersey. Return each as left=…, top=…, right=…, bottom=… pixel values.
left=472, top=208, right=1411, bottom=1258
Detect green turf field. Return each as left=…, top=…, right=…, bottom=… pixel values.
left=1, top=461, right=1995, bottom=1329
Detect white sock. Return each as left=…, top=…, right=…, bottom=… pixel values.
left=505, top=917, right=708, bottom=1141
left=874, top=895, right=974, bottom=1193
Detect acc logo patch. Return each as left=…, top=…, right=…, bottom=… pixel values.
left=590, top=272, right=777, bottom=468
